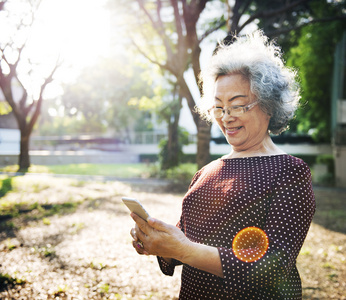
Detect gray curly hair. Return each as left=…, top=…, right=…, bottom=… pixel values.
left=197, top=30, right=300, bottom=135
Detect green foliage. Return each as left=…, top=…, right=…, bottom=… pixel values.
left=316, top=154, right=335, bottom=173
left=148, top=162, right=197, bottom=182
left=37, top=56, right=156, bottom=137
left=285, top=2, right=346, bottom=142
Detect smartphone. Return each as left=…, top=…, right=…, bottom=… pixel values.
left=122, top=197, right=151, bottom=221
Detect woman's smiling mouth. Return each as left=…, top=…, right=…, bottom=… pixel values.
left=225, top=126, right=243, bottom=135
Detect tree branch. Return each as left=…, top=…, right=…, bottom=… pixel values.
left=170, top=0, right=184, bottom=46
left=0, top=0, right=7, bottom=11
left=239, top=0, right=253, bottom=16
left=136, top=0, right=174, bottom=60
left=130, top=37, right=172, bottom=73
left=267, top=15, right=346, bottom=37
left=199, top=20, right=226, bottom=44
left=229, top=0, right=243, bottom=33
left=238, top=0, right=311, bottom=33
left=27, top=59, right=61, bottom=133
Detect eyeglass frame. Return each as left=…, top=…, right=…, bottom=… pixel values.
left=208, top=101, right=259, bottom=118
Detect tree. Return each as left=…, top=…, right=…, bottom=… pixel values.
left=285, top=1, right=346, bottom=142
left=130, top=0, right=213, bottom=169
left=154, top=81, right=184, bottom=169
left=109, top=0, right=346, bottom=169
left=0, top=0, right=60, bottom=170
left=36, top=56, right=159, bottom=141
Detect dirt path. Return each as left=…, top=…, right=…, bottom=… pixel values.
left=0, top=176, right=345, bottom=299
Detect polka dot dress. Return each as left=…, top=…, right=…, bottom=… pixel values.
left=158, top=155, right=316, bottom=299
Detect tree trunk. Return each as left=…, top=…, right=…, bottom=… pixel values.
left=177, top=76, right=211, bottom=169
left=196, top=119, right=211, bottom=169
left=19, top=133, right=30, bottom=171
left=161, top=94, right=182, bottom=170
left=162, top=118, right=180, bottom=170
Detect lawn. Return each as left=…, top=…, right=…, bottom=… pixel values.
left=0, top=163, right=153, bottom=178
left=0, top=163, right=198, bottom=180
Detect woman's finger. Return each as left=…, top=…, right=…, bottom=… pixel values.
left=131, top=213, right=151, bottom=236
left=148, top=217, right=174, bottom=233
left=130, top=228, right=137, bottom=241
left=135, top=224, right=149, bottom=244
left=132, top=240, right=149, bottom=255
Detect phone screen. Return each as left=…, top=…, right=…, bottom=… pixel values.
left=122, top=197, right=150, bottom=221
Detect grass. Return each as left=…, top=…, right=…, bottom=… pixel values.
left=0, top=174, right=86, bottom=226
left=0, top=163, right=199, bottom=180
left=1, top=163, right=155, bottom=178
left=47, top=163, right=151, bottom=178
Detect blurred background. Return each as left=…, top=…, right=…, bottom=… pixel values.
left=0, top=0, right=345, bottom=186
left=0, top=1, right=346, bottom=299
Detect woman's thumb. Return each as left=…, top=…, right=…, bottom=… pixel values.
left=148, top=217, right=170, bottom=232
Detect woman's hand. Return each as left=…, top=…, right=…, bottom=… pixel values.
left=130, top=212, right=224, bottom=277
left=130, top=212, right=191, bottom=261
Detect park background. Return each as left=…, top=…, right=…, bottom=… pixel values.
left=0, top=0, right=345, bottom=299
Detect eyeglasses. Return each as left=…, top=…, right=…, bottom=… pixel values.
left=208, top=102, right=258, bottom=118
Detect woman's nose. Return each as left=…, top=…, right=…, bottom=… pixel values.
left=221, top=110, right=235, bottom=122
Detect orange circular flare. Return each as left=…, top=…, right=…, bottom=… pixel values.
left=232, top=227, right=269, bottom=263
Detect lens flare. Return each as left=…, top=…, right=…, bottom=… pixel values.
left=232, top=227, right=269, bottom=263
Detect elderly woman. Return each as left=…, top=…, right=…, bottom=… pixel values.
left=130, top=31, right=315, bottom=299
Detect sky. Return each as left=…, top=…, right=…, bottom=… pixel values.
left=34, top=0, right=111, bottom=97
left=33, top=0, right=110, bottom=71
left=0, top=0, right=111, bottom=100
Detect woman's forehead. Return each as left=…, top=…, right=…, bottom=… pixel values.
left=214, top=75, right=253, bottom=103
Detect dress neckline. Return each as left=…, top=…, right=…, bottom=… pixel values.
left=220, top=154, right=289, bottom=161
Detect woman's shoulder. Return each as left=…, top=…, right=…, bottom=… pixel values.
left=188, top=158, right=224, bottom=185
left=278, top=154, right=310, bottom=168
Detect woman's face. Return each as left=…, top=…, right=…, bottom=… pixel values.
left=213, top=74, right=271, bottom=152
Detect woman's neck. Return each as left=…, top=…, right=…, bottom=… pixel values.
left=224, top=135, right=286, bottom=159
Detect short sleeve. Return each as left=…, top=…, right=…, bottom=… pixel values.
left=157, top=257, right=182, bottom=276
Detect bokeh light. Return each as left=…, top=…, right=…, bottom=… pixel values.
left=232, top=227, right=269, bottom=263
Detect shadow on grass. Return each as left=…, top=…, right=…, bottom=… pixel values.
left=0, top=195, right=129, bottom=244
left=312, top=187, right=346, bottom=234
left=0, top=273, right=26, bottom=292
left=0, top=177, right=13, bottom=198
left=0, top=195, right=128, bottom=295
left=0, top=200, right=82, bottom=243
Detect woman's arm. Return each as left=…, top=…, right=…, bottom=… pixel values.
left=131, top=213, right=223, bottom=278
